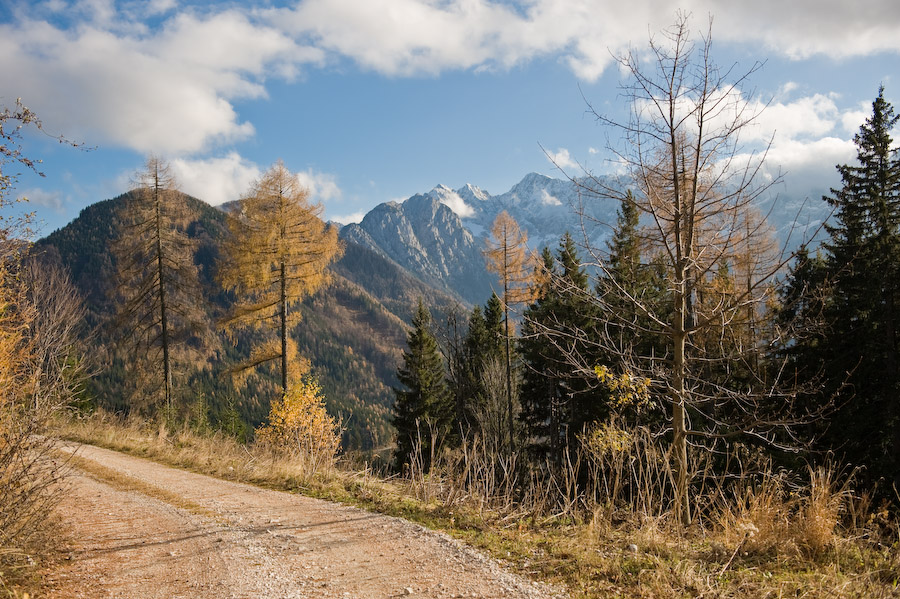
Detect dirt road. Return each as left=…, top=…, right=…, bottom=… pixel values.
left=45, top=443, right=564, bottom=599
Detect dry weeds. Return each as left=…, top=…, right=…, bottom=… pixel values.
left=54, top=411, right=900, bottom=599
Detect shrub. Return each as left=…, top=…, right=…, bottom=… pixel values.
left=255, top=376, right=341, bottom=476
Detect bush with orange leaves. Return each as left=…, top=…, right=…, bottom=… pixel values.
left=255, top=376, right=341, bottom=475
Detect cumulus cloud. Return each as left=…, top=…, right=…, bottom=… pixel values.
left=547, top=147, right=578, bottom=170
left=6, top=0, right=898, bottom=168
left=268, top=0, right=900, bottom=81
left=295, top=169, right=343, bottom=204
left=167, top=155, right=344, bottom=207
left=0, top=8, right=321, bottom=156
left=170, top=153, right=262, bottom=205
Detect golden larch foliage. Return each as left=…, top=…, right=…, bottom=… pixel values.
left=219, top=160, right=343, bottom=392
left=484, top=210, right=536, bottom=308
left=256, top=376, right=340, bottom=460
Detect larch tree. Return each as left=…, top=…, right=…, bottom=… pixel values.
left=484, top=210, right=535, bottom=453
left=565, top=15, right=791, bottom=525
left=219, top=160, right=343, bottom=395
left=113, top=155, right=203, bottom=416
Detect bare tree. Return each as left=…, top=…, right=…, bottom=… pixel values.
left=23, top=252, right=90, bottom=413
left=547, top=15, right=800, bottom=525
left=113, top=155, right=204, bottom=417
left=0, top=99, right=83, bottom=559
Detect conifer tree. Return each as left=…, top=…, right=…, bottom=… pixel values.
left=455, top=294, right=505, bottom=440
left=219, top=160, right=343, bottom=395
left=785, top=87, right=900, bottom=490
left=393, top=299, right=452, bottom=471
left=520, top=234, right=602, bottom=462
left=113, top=155, right=203, bottom=415
left=484, top=211, right=534, bottom=453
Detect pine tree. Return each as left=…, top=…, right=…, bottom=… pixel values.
left=219, top=160, right=343, bottom=395
left=113, top=155, right=203, bottom=416
left=393, top=299, right=452, bottom=471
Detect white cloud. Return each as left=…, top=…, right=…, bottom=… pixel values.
left=170, top=153, right=262, bottom=205
left=547, top=147, right=578, bottom=170
left=428, top=186, right=475, bottom=217
left=295, top=169, right=343, bottom=204
left=753, top=94, right=841, bottom=142
left=17, top=188, right=65, bottom=213
left=330, top=211, right=366, bottom=225
left=762, top=136, right=855, bottom=190
left=441, top=191, right=475, bottom=218
left=269, top=0, right=900, bottom=81
left=0, top=10, right=321, bottom=156
left=841, top=105, right=870, bottom=133
left=5, top=1, right=897, bottom=171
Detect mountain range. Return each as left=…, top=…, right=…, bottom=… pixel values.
left=40, top=171, right=825, bottom=451
left=345, top=171, right=830, bottom=305
left=340, top=172, right=622, bottom=305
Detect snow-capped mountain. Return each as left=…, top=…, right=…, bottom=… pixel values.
left=427, top=172, right=620, bottom=253
left=341, top=172, right=621, bottom=306
left=342, top=171, right=826, bottom=308
left=340, top=194, right=494, bottom=305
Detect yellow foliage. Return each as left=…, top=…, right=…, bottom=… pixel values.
left=219, top=161, right=343, bottom=335
left=582, top=421, right=632, bottom=458
left=256, top=376, right=340, bottom=460
left=594, top=364, right=651, bottom=410
left=484, top=210, right=537, bottom=307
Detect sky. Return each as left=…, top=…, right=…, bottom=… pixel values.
left=2, top=0, right=899, bottom=236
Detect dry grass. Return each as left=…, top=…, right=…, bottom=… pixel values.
left=53, top=411, right=900, bottom=599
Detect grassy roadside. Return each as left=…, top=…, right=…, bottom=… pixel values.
left=54, top=413, right=900, bottom=598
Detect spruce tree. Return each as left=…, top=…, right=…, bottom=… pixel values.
left=452, top=294, right=507, bottom=448
left=520, top=234, right=603, bottom=463
left=790, top=87, right=900, bottom=490
left=393, top=299, right=452, bottom=471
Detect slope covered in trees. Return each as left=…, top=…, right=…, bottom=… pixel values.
left=39, top=190, right=457, bottom=451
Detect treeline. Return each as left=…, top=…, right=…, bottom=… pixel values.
left=391, top=84, right=900, bottom=518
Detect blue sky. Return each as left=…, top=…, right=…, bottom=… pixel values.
left=2, top=0, right=898, bottom=236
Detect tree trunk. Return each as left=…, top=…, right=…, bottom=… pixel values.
left=673, top=278, right=691, bottom=527
left=154, top=180, right=171, bottom=416
left=280, top=260, right=288, bottom=395
left=503, top=260, right=515, bottom=455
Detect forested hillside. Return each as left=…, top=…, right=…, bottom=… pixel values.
left=39, top=191, right=460, bottom=451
